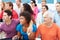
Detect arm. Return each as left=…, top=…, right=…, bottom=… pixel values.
left=54, top=12, right=60, bottom=26
left=28, top=32, right=36, bottom=40
left=12, top=32, right=21, bottom=40
left=36, top=26, right=41, bottom=38
left=57, top=27, right=60, bottom=40
left=28, top=24, right=37, bottom=40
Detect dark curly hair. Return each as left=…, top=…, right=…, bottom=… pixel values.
left=20, top=11, right=31, bottom=24
left=23, top=3, right=33, bottom=15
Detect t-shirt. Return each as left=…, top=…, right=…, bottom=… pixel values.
left=12, top=10, right=18, bottom=19
left=0, top=19, right=19, bottom=38
left=36, top=23, right=60, bottom=40
left=16, top=24, right=37, bottom=40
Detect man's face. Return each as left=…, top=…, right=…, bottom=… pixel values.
left=16, top=0, right=21, bottom=5
left=3, top=12, right=11, bottom=22
left=56, top=3, right=60, bottom=12
left=5, top=3, right=10, bottom=10
left=41, top=1, right=46, bottom=6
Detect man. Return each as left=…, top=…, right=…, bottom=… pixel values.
left=13, top=0, right=22, bottom=17
left=38, top=0, right=46, bottom=12
left=36, top=11, right=60, bottom=40
left=53, top=2, right=60, bottom=26
left=0, top=10, right=19, bottom=40
left=5, top=2, right=18, bottom=19
left=36, top=5, right=48, bottom=27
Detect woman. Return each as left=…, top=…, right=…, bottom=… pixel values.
left=21, top=3, right=36, bottom=24
left=36, top=5, right=49, bottom=27
left=36, top=11, right=60, bottom=40
left=30, top=0, right=38, bottom=19
left=13, top=11, right=37, bottom=40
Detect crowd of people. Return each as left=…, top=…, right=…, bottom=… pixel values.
left=0, top=0, right=60, bottom=40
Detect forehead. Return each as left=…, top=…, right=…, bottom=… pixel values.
left=56, top=3, right=60, bottom=6
left=20, top=16, right=25, bottom=18
left=3, top=12, right=8, bottom=16
left=16, top=0, right=20, bottom=2
left=42, top=6, right=46, bottom=8
left=5, top=3, right=9, bottom=6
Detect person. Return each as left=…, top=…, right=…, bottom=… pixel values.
left=36, top=5, right=48, bottom=27
left=38, top=0, right=46, bottom=12
left=54, top=2, right=60, bottom=26
left=36, top=11, right=60, bottom=40
left=13, top=0, right=22, bottom=17
left=30, top=0, right=38, bottom=19
left=0, top=2, right=5, bottom=22
left=13, top=11, right=37, bottom=40
left=5, top=2, right=18, bottom=19
left=0, top=10, right=19, bottom=40
left=21, top=3, right=36, bottom=24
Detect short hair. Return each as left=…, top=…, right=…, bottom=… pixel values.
left=4, top=10, right=12, bottom=19
left=43, top=5, right=48, bottom=10
left=6, top=2, right=13, bottom=9
left=42, top=0, right=46, bottom=2
left=20, top=11, right=31, bottom=24
left=56, top=2, right=60, bottom=4
left=23, top=3, right=33, bottom=15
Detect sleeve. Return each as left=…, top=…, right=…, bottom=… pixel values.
left=16, top=24, right=27, bottom=36
left=0, top=24, right=3, bottom=32
left=16, top=24, right=21, bottom=32
left=54, top=12, right=60, bottom=26
left=32, top=24, right=37, bottom=32
left=12, top=10, right=18, bottom=19
left=36, top=25, right=41, bottom=38
left=57, top=27, right=60, bottom=40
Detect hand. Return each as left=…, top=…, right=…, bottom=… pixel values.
left=28, top=32, right=35, bottom=40
left=12, top=35, right=18, bottom=40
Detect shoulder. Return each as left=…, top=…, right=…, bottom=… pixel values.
left=17, top=24, right=22, bottom=28
left=16, top=24, right=22, bottom=31
left=53, top=23, right=59, bottom=28
left=38, top=24, right=44, bottom=29
left=32, top=24, right=37, bottom=32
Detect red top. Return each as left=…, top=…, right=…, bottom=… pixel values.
left=12, top=10, right=18, bottom=19
left=0, top=10, right=18, bottom=19
left=0, top=11, right=3, bottom=19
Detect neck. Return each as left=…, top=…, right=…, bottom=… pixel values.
left=23, top=23, right=29, bottom=27
left=5, top=19, right=11, bottom=25
left=17, top=4, right=21, bottom=8
left=44, top=22, right=53, bottom=27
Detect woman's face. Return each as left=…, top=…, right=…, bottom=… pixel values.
left=20, top=16, right=27, bottom=25
left=42, top=6, right=47, bottom=13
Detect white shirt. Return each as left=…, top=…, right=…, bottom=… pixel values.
left=13, top=3, right=22, bottom=17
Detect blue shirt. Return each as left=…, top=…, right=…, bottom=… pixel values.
left=16, top=24, right=37, bottom=40
left=54, top=11, right=60, bottom=27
